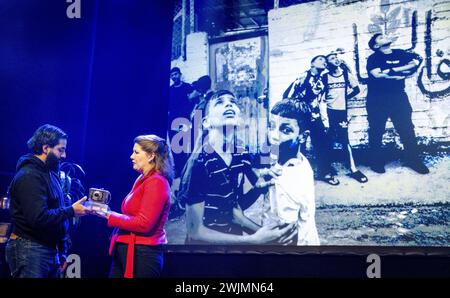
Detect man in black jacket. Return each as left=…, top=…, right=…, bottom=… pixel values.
left=5, top=124, right=88, bottom=278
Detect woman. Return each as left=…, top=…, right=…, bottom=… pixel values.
left=93, top=135, right=173, bottom=278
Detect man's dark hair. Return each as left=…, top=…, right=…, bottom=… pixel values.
left=193, top=75, right=212, bottom=93
left=170, top=67, right=181, bottom=74
left=271, top=99, right=311, bottom=131
left=368, top=33, right=383, bottom=51
left=310, top=55, right=326, bottom=64
left=27, top=124, right=68, bottom=154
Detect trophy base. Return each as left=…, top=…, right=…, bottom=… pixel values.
left=84, top=201, right=110, bottom=214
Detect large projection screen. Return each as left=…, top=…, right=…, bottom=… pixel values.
left=165, top=0, right=450, bottom=248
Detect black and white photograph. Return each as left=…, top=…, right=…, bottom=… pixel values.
left=166, top=0, right=450, bottom=247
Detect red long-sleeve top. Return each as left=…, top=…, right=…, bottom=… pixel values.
left=107, top=171, right=170, bottom=278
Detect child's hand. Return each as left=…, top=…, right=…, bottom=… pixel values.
left=250, top=223, right=295, bottom=244
left=259, top=167, right=282, bottom=179
left=278, top=224, right=298, bottom=245
left=255, top=178, right=275, bottom=189
left=254, top=168, right=281, bottom=189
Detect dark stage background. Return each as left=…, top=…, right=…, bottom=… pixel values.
left=0, top=0, right=173, bottom=277
left=0, top=0, right=448, bottom=278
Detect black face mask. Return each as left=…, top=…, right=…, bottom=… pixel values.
left=273, top=138, right=300, bottom=166
left=45, top=152, right=60, bottom=172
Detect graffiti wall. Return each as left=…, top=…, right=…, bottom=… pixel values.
left=269, top=0, right=450, bottom=147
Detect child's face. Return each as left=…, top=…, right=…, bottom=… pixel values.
left=269, top=114, right=300, bottom=147
left=311, top=56, right=327, bottom=70
left=326, top=54, right=340, bottom=68
left=204, top=94, right=241, bottom=128
left=170, top=71, right=181, bottom=84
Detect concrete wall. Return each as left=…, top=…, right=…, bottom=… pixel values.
left=171, top=32, right=209, bottom=84
left=268, top=0, right=450, bottom=146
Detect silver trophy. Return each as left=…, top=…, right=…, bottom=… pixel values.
left=85, top=188, right=111, bottom=215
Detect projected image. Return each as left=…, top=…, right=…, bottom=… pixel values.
left=166, top=0, right=450, bottom=246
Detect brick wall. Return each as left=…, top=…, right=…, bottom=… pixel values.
left=268, top=0, right=450, bottom=147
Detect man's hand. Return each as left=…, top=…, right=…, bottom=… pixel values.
left=72, top=197, right=89, bottom=216
left=381, top=69, right=406, bottom=80
left=259, top=167, right=282, bottom=180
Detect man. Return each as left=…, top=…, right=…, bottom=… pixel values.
left=366, top=33, right=429, bottom=174
left=283, top=55, right=339, bottom=185
left=321, top=52, right=368, bottom=183
left=167, top=67, right=196, bottom=217
left=168, top=67, right=195, bottom=179
left=6, top=124, right=88, bottom=278
left=168, top=67, right=195, bottom=124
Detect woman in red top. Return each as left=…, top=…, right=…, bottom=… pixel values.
left=93, top=135, right=173, bottom=278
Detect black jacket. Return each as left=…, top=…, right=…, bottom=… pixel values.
left=8, top=154, right=74, bottom=253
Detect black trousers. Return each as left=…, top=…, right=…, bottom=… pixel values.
left=109, top=243, right=164, bottom=278
left=304, top=119, right=335, bottom=176
left=366, top=92, right=420, bottom=165
left=327, top=109, right=353, bottom=170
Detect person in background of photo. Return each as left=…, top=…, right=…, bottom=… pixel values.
left=320, top=52, right=368, bottom=183
left=283, top=56, right=339, bottom=186
left=6, top=124, right=88, bottom=278
left=189, top=75, right=214, bottom=119
left=167, top=67, right=195, bottom=218
left=267, top=99, right=320, bottom=245
left=168, top=67, right=195, bottom=177
left=168, top=67, right=195, bottom=120
left=366, top=33, right=429, bottom=175
left=91, top=135, right=173, bottom=278
left=183, top=90, right=296, bottom=245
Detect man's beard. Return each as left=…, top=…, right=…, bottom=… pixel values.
left=45, top=152, right=60, bottom=172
